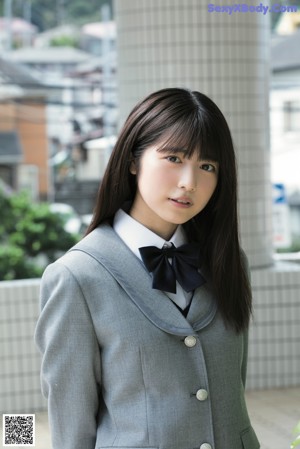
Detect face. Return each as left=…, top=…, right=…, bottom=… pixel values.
left=129, top=145, right=219, bottom=240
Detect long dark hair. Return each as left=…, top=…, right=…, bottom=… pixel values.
left=86, top=87, right=252, bottom=333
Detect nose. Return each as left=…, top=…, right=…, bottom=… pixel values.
left=178, top=166, right=197, bottom=192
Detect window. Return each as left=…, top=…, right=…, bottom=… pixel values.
left=283, top=101, right=300, bottom=132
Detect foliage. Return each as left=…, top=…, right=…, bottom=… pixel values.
left=0, top=189, right=79, bottom=281
left=50, top=35, right=79, bottom=47
left=291, top=421, right=300, bottom=449
left=0, top=245, right=41, bottom=281
left=0, top=0, right=113, bottom=31
left=277, top=237, right=300, bottom=253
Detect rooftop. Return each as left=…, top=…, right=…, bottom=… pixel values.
left=4, top=47, right=91, bottom=65
left=0, top=57, right=41, bottom=86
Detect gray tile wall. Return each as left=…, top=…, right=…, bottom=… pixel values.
left=0, top=280, right=46, bottom=413
left=248, top=262, right=300, bottom=389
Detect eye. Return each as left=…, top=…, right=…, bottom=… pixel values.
left=200, top=163, right=216, bottom=172
left=166, top=155, right=181, bottom=163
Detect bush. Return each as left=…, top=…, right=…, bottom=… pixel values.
left=277, top=237, right=300, bottom=253
left=50, top=35, right=79, bottom=47
left=0, top=245, right=42, bottom=280
left=0, top=189, right=79, bottom=280
left=291, top=421, right=300, bottom=449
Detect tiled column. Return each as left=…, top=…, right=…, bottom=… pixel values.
left=115, top=1, right=300, bottom=390
left=115, top=0, right=273, bottom=268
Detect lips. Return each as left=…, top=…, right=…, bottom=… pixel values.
left=169, top=197, right=193, bottom=206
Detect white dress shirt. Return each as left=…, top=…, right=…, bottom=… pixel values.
left=113, top=208, right=193, bottom=310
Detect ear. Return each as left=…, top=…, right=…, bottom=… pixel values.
left=129, top=159, right=137, bottom=175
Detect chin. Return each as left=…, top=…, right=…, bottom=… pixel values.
left=167, top=219, right=189, bottom=226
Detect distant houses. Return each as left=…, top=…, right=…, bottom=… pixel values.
left=0, top=57, right=49, bottom=199
left=0, top=19, right=117, bottom=212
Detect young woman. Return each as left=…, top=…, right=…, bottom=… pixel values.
left=35, top=88, right=260, bottom=449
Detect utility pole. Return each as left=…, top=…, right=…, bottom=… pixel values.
left=101, top=4, right=112, bottom=140
left=4, top=0, right=12, bottom=51
left=56, top=0, right=66, bottom=26
left=23, top=0, right=32, bottom=47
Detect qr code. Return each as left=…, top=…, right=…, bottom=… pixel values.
left=3, top=414, right=35, bottom=446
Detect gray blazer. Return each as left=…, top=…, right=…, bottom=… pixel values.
left=35, top=223, right=260, bottom=449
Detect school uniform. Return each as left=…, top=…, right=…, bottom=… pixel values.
left=35, top=213, right=260, bottom=449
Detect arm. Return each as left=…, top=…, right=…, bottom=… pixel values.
left=240, top=248, right=251, bottom=389
left=35, top=262, right=101, bottom=449
left=241, top=329, right=248, bottom=389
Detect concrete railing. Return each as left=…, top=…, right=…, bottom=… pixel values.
left=1, top=265, right=300, bottom=413
left=0, top=279, right=46, bottom=414
left=248, top=261, right=300, bottom=389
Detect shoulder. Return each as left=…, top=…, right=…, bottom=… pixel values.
left=42, top=224, right=117, bottom=287
left=39, top=230, right=120, bottom=314
left=58, top=223, right=115, bottom=265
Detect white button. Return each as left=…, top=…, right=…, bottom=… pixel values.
left=200, top=444, right=212, bottom=449
left=184, top=335, right=197, bottom=347
left=196, top=389, right=208, bottom=401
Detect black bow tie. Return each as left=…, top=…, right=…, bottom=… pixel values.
left=139, top=242, right=206, bottom=294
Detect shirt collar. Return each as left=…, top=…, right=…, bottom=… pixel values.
left=113, top=208, right=187, bottom=260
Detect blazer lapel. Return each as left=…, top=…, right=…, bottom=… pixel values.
left=187, top=283, right=217, bottom=331
left=71, top=224, right=217, bottom=337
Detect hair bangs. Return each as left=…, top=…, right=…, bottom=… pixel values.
left=155, top=111, right=220, bottom=162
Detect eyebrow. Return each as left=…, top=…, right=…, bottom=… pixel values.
left=156, top=146, right=186, bottom=154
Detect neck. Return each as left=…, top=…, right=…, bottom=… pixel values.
left=129, top=209, right=177, bottom=241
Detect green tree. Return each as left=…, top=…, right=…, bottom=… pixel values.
left=0, top=189, right=79, bottom=281
left=291, top=421, right=300, bottom=449
left=50, top=35, right=79, bottom=47
left=0, top=0, right=113, bottom=31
